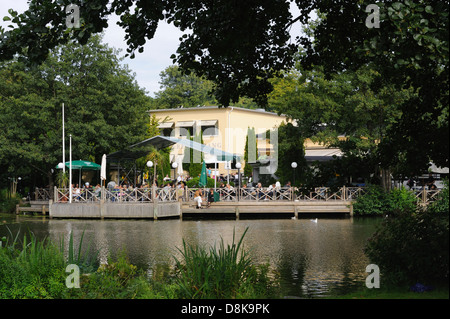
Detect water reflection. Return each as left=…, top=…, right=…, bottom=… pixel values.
left=0, top=215, right=379, bottom=298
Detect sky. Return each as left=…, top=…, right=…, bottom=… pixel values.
left=0, top=1, right=304, bottom=97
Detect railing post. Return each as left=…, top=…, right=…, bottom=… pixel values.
left=342, top=186, right=346, bottom=201
left=54, top=186, right=58, bottom=202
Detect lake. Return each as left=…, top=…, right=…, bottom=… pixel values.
left=0, top=214, right=381, bottom=298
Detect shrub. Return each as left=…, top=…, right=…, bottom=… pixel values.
left=186, top=177, right=218, bottom=188
left=353, top=185, right=417, bottom=216
left=364, top=182, right=449, bottom=287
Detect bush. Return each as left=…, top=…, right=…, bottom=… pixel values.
left=0, top=189, right=21, bottom=213
left=364, top=182, right=449, bottom=287
left=186, top=177, right=217, bottom=188
left=353, top=185, right=417, bottom=216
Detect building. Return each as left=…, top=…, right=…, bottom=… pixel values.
left=149, top=106, right=288, bottom=177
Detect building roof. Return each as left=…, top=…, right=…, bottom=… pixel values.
left=148, top=105, right=285, bottom=118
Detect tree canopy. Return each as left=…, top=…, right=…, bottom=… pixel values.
left=0, top=0, right=448, bottom=183
left=0, top=34, right=150, bottom=189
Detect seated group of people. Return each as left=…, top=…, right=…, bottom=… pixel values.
left=193, top=189, right=216, bottom=209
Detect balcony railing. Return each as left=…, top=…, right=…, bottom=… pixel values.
left=51, top=186, right=442, bottom=205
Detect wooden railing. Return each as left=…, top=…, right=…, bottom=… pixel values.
left=54, top=186, right=178, bottom=203
left=50, top=186, right=442, bottom=205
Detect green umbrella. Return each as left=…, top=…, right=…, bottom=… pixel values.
left=60, top=160, right=101, bottom=170
left=199, top=161, right=207, bottom=187
left=56, top=160, right=101, bottom=186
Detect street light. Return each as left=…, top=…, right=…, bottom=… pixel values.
left=172, top=162, right=178, bottom=181
left=291, top=162, right=297, bottom=186
left=146, top=160, right=154, bottom=185
left=235, top=162, right=241, bottom=201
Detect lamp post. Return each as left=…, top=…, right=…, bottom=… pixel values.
left=146, top=161, right=154, bottom=185
left=172, top=162, right=178, bottom=182
left=291, top=162, right=297, bottom=186
left=235, top=162, right=241, bottom=201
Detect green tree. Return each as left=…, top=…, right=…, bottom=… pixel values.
left=0, top=34, right=150, bottom=191
left=0, top=0, right=296, bottom=107
left=297, top=1, right=449, bottom=173
left=153, top=65, right=216, bottom=109
left=269, top=64, right=414, bottom=190
left=243, top=127, right=257, bottom=178
left=273, top=123, right=306, bottom=187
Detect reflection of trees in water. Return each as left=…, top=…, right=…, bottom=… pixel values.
left=3, top=217, right=377, bottom=298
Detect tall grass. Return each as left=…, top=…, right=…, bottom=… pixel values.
left=0, top=226, right=98, bottom=298
left=173, top=227, right=279, bottom=298
left=1, top=226, right=280, bottom=299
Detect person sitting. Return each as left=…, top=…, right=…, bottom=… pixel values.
left=207, top=188, right=215, bottom=207
left=194, top=190, right=203, bottom=209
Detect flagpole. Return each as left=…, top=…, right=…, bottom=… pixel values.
left=62, top=103, right=65, bottom=174
left=69, top=134, right=72, bottom=203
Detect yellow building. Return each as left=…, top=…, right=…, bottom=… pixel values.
left=148, top=106, right=288, bottom=176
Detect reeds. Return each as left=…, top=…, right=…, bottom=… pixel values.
left=173, top=227, right=279, bottom=298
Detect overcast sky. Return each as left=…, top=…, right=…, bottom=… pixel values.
left=1, top=1, right=304, bottom=97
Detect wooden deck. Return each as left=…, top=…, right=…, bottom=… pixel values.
left=181, top=200, right=353, bottom=219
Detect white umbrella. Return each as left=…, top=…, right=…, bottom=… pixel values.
left=100, top=154, right=107, bottom=185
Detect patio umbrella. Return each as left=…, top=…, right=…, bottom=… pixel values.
left=199, top=160, right=207, bottom=187
left=56, top=160, right=101, bottom=186
left=100, top=154, right=107, bottom=186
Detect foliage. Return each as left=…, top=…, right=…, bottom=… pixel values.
left=152, top=65, right=216, bottom=109
left=353, top=185, right=418, bottom=216
left=243, top=127, right=257, bottom=178
left=173, top=228, right=279, bottom=298
left=273, top=123, right=306, bottom=186
left=186, top=177, right=216, bottom=189
left=364, top=182, right=449, bottom=287
left=0, top=0, right=297, bottom=107
left=0, top=230, right=68, bottom=298
left=0, top=34, right=150, bottom=190
left=298, top=1, right=449, bottom=173
left=0, top=189, right=21, bottom=213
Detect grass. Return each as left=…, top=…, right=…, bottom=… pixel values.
left=172, top=227, right=279, bottom=299
left=0, top=226, right=280, bottom=299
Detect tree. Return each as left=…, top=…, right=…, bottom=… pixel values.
left=273, top=123, right=306, bottom=187
left=297, top=0, right=449, bottom=172
left=153, top=65, right=216, bottom=109
left=269, top=63, right=414, bottom=190
left=0, top=0, right=296, bottom=107
left=0, top=35, right=150, bottom=191
left=243, top=127, right=257, bottom=178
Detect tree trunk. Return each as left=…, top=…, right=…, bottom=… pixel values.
left=381, top=168, right=392, bottom=192
left=48, top=171, right=55, bottom=200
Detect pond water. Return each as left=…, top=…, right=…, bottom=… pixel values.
left=0, top=214, right=381, bottom=298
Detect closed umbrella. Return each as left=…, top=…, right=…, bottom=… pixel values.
left=199, top=161, right=207, bottom=187
left=101, top=154, right=107, bottom=186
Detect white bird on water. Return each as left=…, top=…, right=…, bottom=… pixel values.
left=311, top=218, right=318, bottom=223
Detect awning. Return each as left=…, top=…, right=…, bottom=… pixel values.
left=158, top=122, right=174, bottom=129
left=305, top=148, right=343, bottom=162
left=176, top=121, right=195, bottom=127
left=200, top=120, right=217, bottom=126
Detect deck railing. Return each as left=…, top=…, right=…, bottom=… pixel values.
left=51, top=186, right=442, bottom=205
